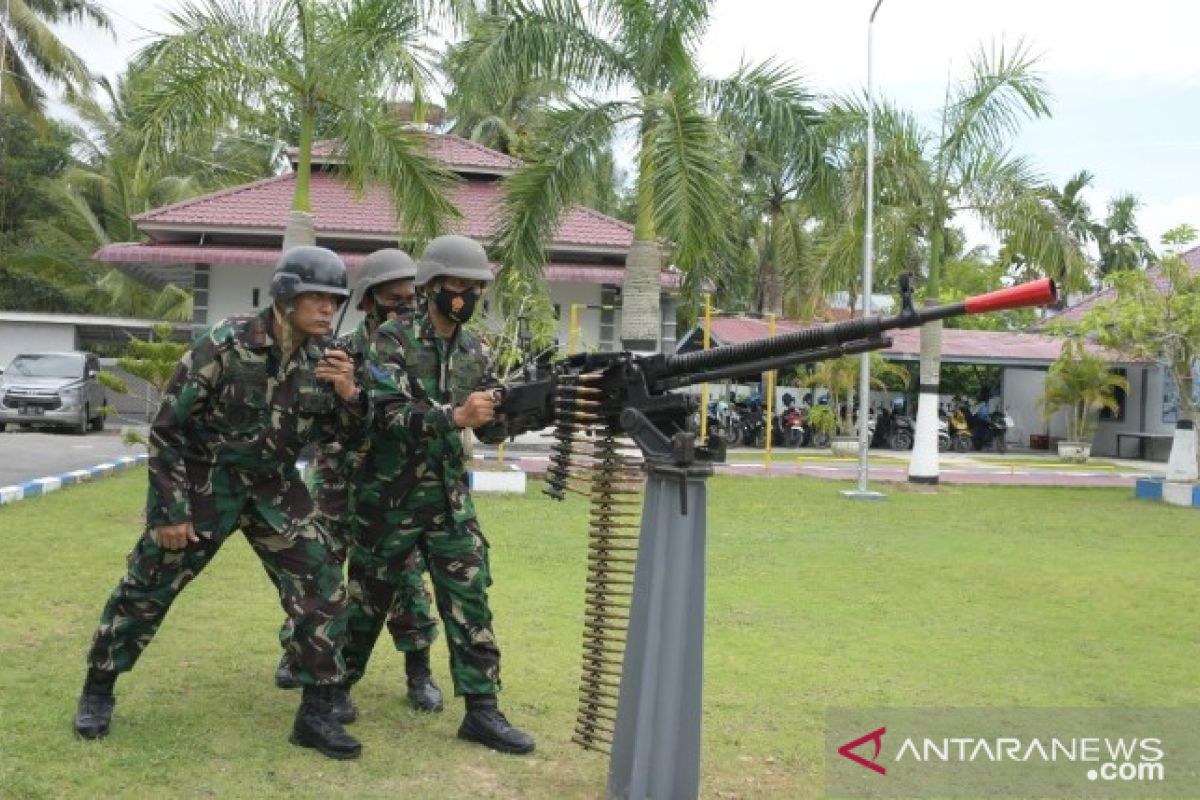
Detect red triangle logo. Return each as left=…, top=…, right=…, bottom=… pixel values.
left=838, top=726, right=888, bottom=775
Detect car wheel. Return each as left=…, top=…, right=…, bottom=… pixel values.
left=90, top=402, right=106, bottom=432
left=891, top=431, right=913, bottom=450
left=0, top=422, right=6, bottom=433
left=71, top=405, right=89, bottom=435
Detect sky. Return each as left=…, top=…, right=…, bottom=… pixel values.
left=48, top=0, right=1200, bottom=251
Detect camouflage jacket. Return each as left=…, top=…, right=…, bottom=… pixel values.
left=358, top=310, right=507, bottom=531
left=310, top=316, right=378, bottom=520
left=146, top=307, right=368, bottom=532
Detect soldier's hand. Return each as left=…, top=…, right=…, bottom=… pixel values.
left=155, top=521, right=198, bottom=551
left=316, top=349, right=358, bottom=401
left=453, top=391, right=496, bottom=429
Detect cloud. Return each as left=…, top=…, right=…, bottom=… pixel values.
left=701, top=0, right=1200, bottom=90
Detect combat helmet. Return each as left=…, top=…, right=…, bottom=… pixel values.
left=353, top=248, right=418, bottom=309
left=270, top=246, right=349, bottom=301
left=415, top=235, right=494, bottom=287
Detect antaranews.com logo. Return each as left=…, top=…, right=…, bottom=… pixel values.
left=825, top=709, right=1200, bottom=798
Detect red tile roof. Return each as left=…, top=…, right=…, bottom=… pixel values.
left=1038, top=244, right=1200, bottom=326
left=93, top=243, right=680, bottom=288
left=291, top=134, right=525, bottom=173
left=696, top=317, right=1139, bottom=365
left=132, top=171, right=634, bottom=250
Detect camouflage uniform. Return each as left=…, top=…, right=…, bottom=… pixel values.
left=86, top=307, right=366, bottom=687
left=277, top=316, right=437, bottom=656
left=343, top=309, right=508, bottom=695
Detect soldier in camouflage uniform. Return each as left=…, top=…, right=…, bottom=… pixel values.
left=275, top=248, right=444, bottom=714
left=345, top=234, right=535, bottom=755
left=73, top=247, right=366, bottom=760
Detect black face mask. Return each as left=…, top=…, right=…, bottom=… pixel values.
left=433, top=286, right=478, bottom=324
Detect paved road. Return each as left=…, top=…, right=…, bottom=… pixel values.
left=0, top=425, right=1160, bottom=490
left=479, top=448, right=1159, bottom=488
left=0, top=428, right=146, bottom=487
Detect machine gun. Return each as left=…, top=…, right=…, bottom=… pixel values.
left=493, top=277, right=1057, bottom=487
left=491, top=276, right=1056, bottom=800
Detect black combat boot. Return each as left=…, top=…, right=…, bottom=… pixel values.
left=458, top=694, right=535, bottom=755
left=405, top=649, right=443, bottom=712
left=330, top=684, right=358, bottom=725
left=74, top=668, right=117, bottom=740
left=290, top=685, right=362, bottom=760
left=274, top=653, right=299, bottom=689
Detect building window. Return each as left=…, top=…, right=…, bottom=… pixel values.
left=192, top=264, right=210, bottom=328
left=1100, top=368, right=1127, bottom=422
left=599, top=286, right=619, bottom=352
left=252, top=288, right=260, bottom=307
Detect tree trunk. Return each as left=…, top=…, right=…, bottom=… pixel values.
left=909, top=220, right=945, bottom=484
left=620, top=238, right=662, bottom=352
left=620, top=128, right=662, bottom=352
left=1166, top=369, right=1199, bottom=482
left=284, top=110, right=318, bottom=251
left=282, top=210, right=317, bottom=250
left=756, top=212, right=783, bottom=317
left=908, top=319, right=943, bottom=483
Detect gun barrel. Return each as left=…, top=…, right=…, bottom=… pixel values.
left=657, top=278, right=1056, bottom=383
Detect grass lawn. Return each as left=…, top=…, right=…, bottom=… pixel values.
left=0, top=470, right=1197, bottom=799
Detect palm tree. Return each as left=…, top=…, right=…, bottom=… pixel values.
left=892, top=41, right=1089, bottom=484
left=1038, top=338, right=1129, bottom=445
left=454, top=0, right=818, bottom=349
left=132, top=0, right=459, bottom=249
left=714, top=61, right=828, bottom=318
left=0, top=0, right=110, bottom=115
left=814, top=96, right=930, bottom=315
left=1001, top=169, right=1098, bottom=293
left=4, top=68, right=271, bottom=321
left=1094, top=193, right=1155, bottom=276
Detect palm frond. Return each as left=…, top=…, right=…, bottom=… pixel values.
left=451, top=0, right=630, bottom=105
left=494, top=101, right=628, bottom=291
left=939, top=38, right=1050, bottom=175
left=333, top=104, right=461, bottom=247
left=646, top=84, right=731, bottom=274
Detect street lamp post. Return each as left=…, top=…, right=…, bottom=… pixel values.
left=845, top=0, right=887, bottom=502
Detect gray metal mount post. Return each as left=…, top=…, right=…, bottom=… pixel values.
left=608, top=409, right=713, bottom=800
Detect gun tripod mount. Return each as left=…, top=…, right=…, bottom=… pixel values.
left=605, top=408, right=720, bottom=800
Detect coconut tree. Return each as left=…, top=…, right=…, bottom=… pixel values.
left=707, top=60, right=828, bottom=318
left=453, top=0, right=818, bottom=349
left=888, top=41, right=1089, bottom=484
left=0, top=0, right=111, bottom=115
left=1094, top=193, right=1155, bottom=276
left=813, top=96, right=931, bottom=315
left=132, top=0, right=459, bottom=250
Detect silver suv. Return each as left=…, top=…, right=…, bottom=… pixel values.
left=0, top=352, right=107, bottom=435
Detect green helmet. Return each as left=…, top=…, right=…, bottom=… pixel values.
left=353, top=248, right=418, bottom=309
left=415, top=235, right=493, bottom=287
left=270, top=246, right=349, bottom=301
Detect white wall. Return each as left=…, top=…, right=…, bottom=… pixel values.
left=545, top=282, right=603, bottom=352
left=1002, top=364, right=1177, bottom=458
left=0, top=322, right=77, bottom=367
left=207, top=262, right=275, bottom=322
left=203, top=263, right=612, bottom=349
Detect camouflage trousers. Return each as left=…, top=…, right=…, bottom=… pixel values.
left=272, top=516, right=437, bottom=658
left=344, top=518, right=499, bottom=696
left=87, top=505, right=348, bottom=686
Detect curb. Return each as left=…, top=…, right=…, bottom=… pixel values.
left=1135, top=477, right=1200, bottom=509
left=0, top=453, right=149, bottom=507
